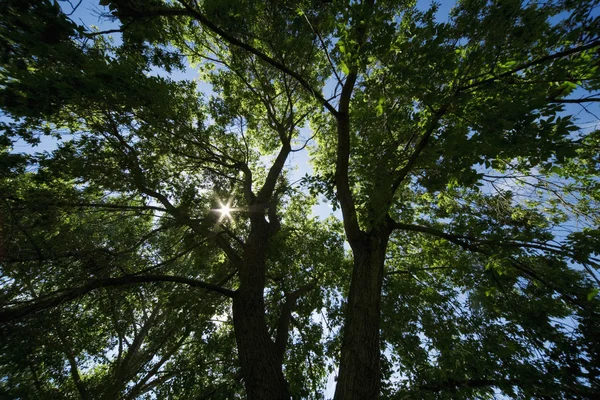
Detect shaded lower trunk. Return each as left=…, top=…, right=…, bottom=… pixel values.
left=334, top=230, right=389, bottom=400
left=232, top=291, right=290, bottom=400
left=232, top=225, right=290, bottom=400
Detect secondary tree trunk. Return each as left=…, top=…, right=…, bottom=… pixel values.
left=232, top=221, right=290, bottom=400
left=334, top=229, right=390, bottom=400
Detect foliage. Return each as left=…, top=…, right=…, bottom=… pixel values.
left=1, top=0, right=599, bottom=399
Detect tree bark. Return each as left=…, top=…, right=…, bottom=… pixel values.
left=232, top=221, right=290, bottom=400
left=334, top=228, right=390, bottom=400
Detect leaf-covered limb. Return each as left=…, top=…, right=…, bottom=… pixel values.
left=53, top=326, right=89, bottom=400
left=0, top=274, right=235, bottom=324
left=119, top=0, right=338, bottom=115
left=550, top=97, right=600, bottom=103
left=273, top=280, right=318, bottom=373
left=415, top=377, right=518, bottom=392
left=391, top=104, right=449, bottom=194
left=390, top=220, right=599, bottom=264
left=389, top=219, right=597, bottom=310
left=460, top=39, right=600, bottom=92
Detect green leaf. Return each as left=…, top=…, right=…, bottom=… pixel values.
left=375, top=97, right=385, bottom=116
left=340, top=60, right=350, bottom=75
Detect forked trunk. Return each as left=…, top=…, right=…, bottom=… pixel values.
left=334, top=230, right=389, bottom=400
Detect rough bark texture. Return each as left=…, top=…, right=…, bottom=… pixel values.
left=334, top=229, right=390, bottom=400
left=232, top=221, right=290, bottom=400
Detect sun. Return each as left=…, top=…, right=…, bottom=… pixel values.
left=216, top=199, right=233, bottom=222
left=212, top=198, right=241, bottom=224
left=219, top=203, right=231, bottom=217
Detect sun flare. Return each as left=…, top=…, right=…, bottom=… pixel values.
left=219, top=203, right=231, bottom=217
left=216, top=199, right=233, bottom=222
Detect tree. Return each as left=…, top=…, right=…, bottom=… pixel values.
left=1, top=0, right=599, bottom=399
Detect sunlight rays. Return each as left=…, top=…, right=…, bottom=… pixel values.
left=213, top=198, right=241, bottom=223
left=218, top=200, right=232, bottom=220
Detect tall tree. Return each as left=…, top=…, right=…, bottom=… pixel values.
left=1, top=0, right=600, bottom=399
left=1, top=1, right=343, bottom=399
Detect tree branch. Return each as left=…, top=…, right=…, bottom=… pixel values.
left=257, top=142, right=291, bottom=204
left=0, top=275, right=235, bottom=324
left=335, top=70, right=363, bottom=246
left=113, top=305, right=161, bottom=388
left=416, top=377, right=518, bottom=392
left=391, top=105, right=448, bottom=193
left=54, top=327, right=89, bottom=400
left=389, top=219, right=594, bottom=310
left=460, top=39, right=600, bottom=91
left=390, top=221, right=599, bottom=265
left=274, top=282, right=316, bottom=364
left=549, top=97, right=600, bottom=103
left=167, top=0, right=337, bottom=115
left=331, top=0, right=379, bottom=246
left=299, top=8, right=342, bottom=86
left=102, top=113, right=243, bottom=266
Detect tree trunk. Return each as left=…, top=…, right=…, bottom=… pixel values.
left=232, top=222, right=290, bottom=400
left=334, top=229, right=389, bottom=400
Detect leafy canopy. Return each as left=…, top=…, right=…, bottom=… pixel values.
left=1, top=0, right=600, bottom=399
